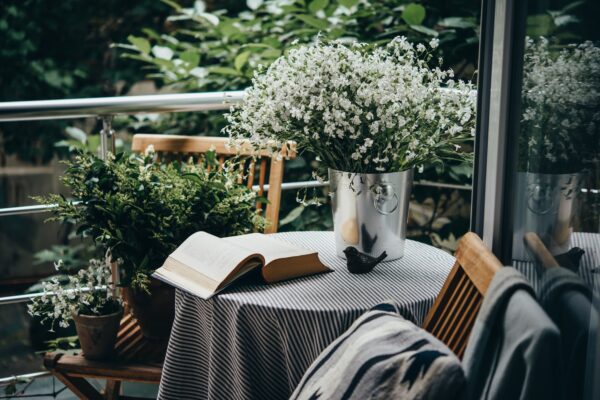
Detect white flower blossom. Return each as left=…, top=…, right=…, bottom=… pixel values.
left=27, top=256, right=122, bottom=330
left=225, top=37, right=475, bottom=173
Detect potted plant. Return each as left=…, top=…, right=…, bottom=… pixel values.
left=225, top=37, right=476, bottom=260
left=514, top=38, right=600, bottom=260
left=37, top=149, right=264, bottom=338
left=28, top=258, right=123, bottom=360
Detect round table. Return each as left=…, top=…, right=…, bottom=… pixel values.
left=158, top=231, right=454, bottom=400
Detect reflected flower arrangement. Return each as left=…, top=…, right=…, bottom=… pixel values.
left=520, top=37, right=600, bottom=174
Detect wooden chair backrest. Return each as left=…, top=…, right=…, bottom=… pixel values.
left=131, top=134, right=297, bottom=233
left=422, top=232, right=502, bottom=359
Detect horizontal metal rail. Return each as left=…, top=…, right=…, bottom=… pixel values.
left=0, top=180, right=475, bottom=217
left=0, top=91, right=244, bottom=122
left=0, top=286, right=104, bottom=306
left=0, top=371, right=50, bottom=386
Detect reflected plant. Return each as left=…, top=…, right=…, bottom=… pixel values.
left=520, top=37, right=600, bottom=174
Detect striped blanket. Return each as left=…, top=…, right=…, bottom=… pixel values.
left=290, top=302, right=465, bottom=400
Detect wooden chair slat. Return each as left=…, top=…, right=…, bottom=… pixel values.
left=444, top=284, right=478, bottom=345
left=434, top=272, right=471, bottom=341
left=422, top=232, right=501, bottom=358
left=448, top=293, right=481, bottom=356
left=256, top=158, right=267, bottom=213
left=427, top=264, right=464, bottom=335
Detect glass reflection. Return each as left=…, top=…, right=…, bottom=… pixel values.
left=511, top=2, right=599, bottom=398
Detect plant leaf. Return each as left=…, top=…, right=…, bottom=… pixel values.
left=309, top=0, right=329, bottom=14
left=296, top=14, right=328, bottom=30
left=339, top=0, right=359, bottom=8
left=409, top=24, right=438, bottom=36
left=198, top=12, right=219, bottom=26
left=65, top=127, right=87, bottom=144
left=234, top=51, right=251, bottom=71
left=152, top=45, right=174, bottom=60
left=247, top=0, right=263, bottom=10
left=180, top=50, right=200, bottom=67
left=127, top=35, right=151, bottom=54
left=401, top=3, right=426, bottom=26
left=280, top=205, right=305, bottom=226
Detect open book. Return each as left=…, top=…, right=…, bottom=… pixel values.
left=152, top=232, right=331, bottom=299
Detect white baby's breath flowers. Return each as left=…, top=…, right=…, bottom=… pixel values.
left=225, top=36, right=476, bottom=174
left=28, top=257, right=121, bottom=330
left=521, top=38, right=600, bottom=173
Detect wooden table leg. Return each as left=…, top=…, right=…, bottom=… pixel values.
left=105, top=379, right=122, bottom=400
left=53, top=371, right=104, bottom=400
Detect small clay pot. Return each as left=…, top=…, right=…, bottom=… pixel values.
left=73, top=307, right=123, bottom=361
left=121, top=278, right=175, bottom=339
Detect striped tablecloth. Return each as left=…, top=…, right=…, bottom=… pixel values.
left=513, top=232, right=600, bottom=293
left=158, top=231, right=455, bottom=400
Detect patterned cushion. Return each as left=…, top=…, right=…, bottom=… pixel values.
left=290, top=302, right=465, bottom=400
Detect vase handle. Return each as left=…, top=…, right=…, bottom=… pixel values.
left=373, top=184, right=399, bottom=215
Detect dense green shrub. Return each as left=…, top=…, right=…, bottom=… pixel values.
left=36, top=151, right=265, bottom=291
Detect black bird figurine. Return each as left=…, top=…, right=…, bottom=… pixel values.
left=343, top=246, right=387, bottom=274
left=554, top=247, right=585, bottom=273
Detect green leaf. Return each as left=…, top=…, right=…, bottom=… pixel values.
left=127, top=35, right=151, bottom=54
left=437, top=17, right=477, bottom=29
left=339, top=0, right=358, bottom=8
left=309, top=0, right=329, bottom=14
left=152, top=45, right=174, bottom=60
left=65, top=127, right=87, bottom=143
left=409, top=24, right=438, bottom=36
left=247, top=0, right=263, bottom=10
left=401, top=3, right=426, bottom=26
left=197, top=12, right=219, bottom=26
left=180, top=50, right=200, bottom=67
left=280, top=205, right=305, bottom=226
left=526, top=14, right=555, bottom=36
left=234, top=51, right=251, bottom=71
left=296, top=14, right=328, bottom=30
left=261, top=48, right=282, bottom=59
left=209, top=66, right=242, bottom=76
left=161, top=0, right=182, bottom=11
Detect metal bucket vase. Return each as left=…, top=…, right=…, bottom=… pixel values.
left=512, top=172, right=582, bottom=261
left=329, top=169, right=413, bottom=261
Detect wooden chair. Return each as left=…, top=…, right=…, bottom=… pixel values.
left=131, top=134, right=297, bottom=234
left=422, top=232, right=502, bottom=359
left=44, top=314, right=164, bottom=400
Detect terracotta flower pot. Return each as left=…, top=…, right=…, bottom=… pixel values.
left=121, top=278, right=175, bottom=340
left=73, top=307, right=123, bottom=361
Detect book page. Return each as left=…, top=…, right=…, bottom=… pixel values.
left=224, top=233, right=314, bottom=266
left=170, top=231, right=258, bottom=283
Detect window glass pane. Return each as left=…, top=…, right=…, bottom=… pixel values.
left=510, top=2, right=599, bottom=397
left=512, top=0, right=600, bottom=271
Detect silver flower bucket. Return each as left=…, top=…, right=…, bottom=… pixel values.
left=512, top=172, right=582, bottom=261
left=329, top=169, right=413, bottom=261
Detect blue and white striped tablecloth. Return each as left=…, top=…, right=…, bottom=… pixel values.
left=157, top=231, right=455, bottom=400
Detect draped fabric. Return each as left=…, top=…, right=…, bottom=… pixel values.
left=158, top=231, right=454, bottom=400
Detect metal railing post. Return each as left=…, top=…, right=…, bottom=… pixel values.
left=99, top=115, right=115, bottom=160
